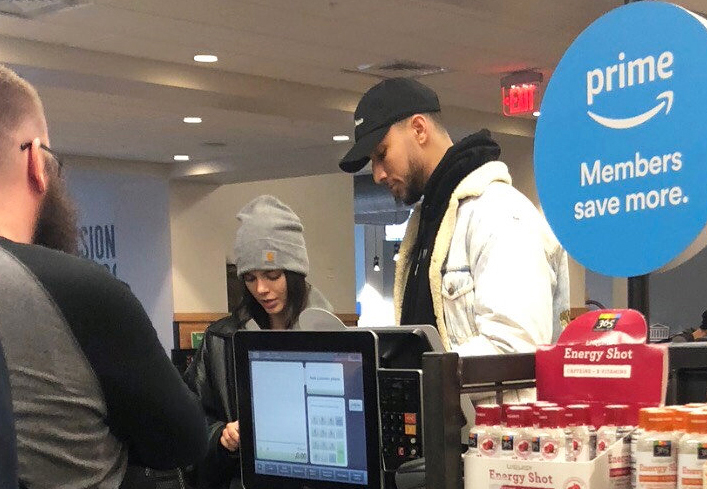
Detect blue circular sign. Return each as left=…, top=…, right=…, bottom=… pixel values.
left=534, top=2, right=707, bottom=277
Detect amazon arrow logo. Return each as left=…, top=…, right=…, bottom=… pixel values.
left=585, top=50, right=675, bottom=129
left=587, top=91, right=673, bottom=129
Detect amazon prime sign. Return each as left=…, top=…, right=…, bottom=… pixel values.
left=534, top=1, right=707, bottom=277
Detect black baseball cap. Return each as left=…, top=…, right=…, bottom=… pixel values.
left=339, top=77, right=441, bottom=173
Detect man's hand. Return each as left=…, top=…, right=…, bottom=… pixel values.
left=220, top=421, right=240, bottom=452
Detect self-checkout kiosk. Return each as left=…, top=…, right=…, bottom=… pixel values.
left=234, top=329, right=382, bottom=489
left=232, top=311, right=452, bottom=489
left=298, top=309, right=473, bottom=487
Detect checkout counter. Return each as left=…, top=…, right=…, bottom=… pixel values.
left=229, top=310, right=707, bottom=489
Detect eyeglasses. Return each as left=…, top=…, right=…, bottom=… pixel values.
left=19, top=141, right=63, bottom=175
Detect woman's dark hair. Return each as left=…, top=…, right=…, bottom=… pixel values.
left=236, top=270, right=309, bottom=329
left=226, top=264, right=243, bottom=313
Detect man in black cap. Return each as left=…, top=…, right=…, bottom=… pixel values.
left=340, top=77, right=570, bottom=373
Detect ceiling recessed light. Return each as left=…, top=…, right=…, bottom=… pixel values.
left=173, top=155, right=190, bottom=161
left=332, top=135, right=350, bottom=142
left=533, top=111, right=541, bottom=117
left=183, top=117, right=202, bottom=124
left=194, top=54, right=218, bottom=63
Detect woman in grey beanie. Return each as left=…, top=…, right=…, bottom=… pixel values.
left=232, top=194, right=327, bottom=330
left=184, top=195, right=332, bottom=489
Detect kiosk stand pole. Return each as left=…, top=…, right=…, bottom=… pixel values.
left=422, top=352, right=463, bottom=489
left=627, top=275, right=649, bottom=323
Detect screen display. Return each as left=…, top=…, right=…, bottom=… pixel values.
left=248, top=350, right=368, bottom=486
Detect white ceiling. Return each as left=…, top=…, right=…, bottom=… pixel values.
left=0, top=0, right=704, bottom=183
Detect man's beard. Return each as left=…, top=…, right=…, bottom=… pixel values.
left=397, top=157, right=426, bottom=206
left=33, top=174, right=79, bottom=255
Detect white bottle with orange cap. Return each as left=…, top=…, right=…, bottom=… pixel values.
left=678, top=410, right=707, bottom=489
left=630, top=407, right=686, bottom=489
left=634, top=408, right=677, bottom=489
left=666, top=406, right=690, bottom=441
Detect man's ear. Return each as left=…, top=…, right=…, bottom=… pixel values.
left=409, top=114, right=429, bottom=145
left=27, top=137, right=48, bottom=194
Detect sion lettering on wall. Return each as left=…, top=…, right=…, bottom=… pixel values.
left=79, top=224, right=118, bottom=276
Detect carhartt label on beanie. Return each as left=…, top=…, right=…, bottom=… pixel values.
left=234, top=195, right=309, bottom=276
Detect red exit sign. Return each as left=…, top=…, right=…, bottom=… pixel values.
left=502, top=84, right=538, bottom=116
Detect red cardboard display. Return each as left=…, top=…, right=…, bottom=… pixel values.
left=536, top=309, right=668, bottom=427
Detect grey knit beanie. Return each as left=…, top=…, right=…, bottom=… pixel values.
left=234, top=195, right=309, bottom=277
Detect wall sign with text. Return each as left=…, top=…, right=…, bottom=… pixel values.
left=79, top=223, right=118, bottom=277
left=534, top=2, right=707, bottom=277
